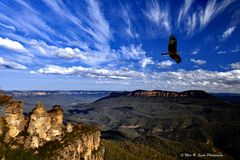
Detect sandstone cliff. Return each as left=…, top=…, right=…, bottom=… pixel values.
left=106, top=90, right=215, bottom=98
left=0, top=95, right=104, bottom=160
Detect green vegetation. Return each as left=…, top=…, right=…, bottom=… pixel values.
left=102, top=139, right=175, bottom=160
left=0, top=145, right=38, bottom=160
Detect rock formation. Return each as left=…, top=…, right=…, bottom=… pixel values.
left=26, top=103, right=51, bottom=148
left=5, top=101, right=25, bottom=138
left=0, top=94, right=104, bottom=160
left=47, top=105, right=64, bottom=140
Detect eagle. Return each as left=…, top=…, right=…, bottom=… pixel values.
left=161, top=35, right=182, bottom=63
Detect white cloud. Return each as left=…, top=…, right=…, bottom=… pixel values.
left=140, top=57, right=154, bottom=68
left=33, top=65, right=144, bottom=80
left=231, top=49, right=240, bottom=53
left=0, top=37, right=26, bottom=52
left=222, top=26, right=236, bottom=39
left=32, top=65, right=240, bottom=93
left=119, top=44, right=154, bottom=68
left=191, top=49, right=199, bottom=55
left=199, top=0, right=234, bottom=28
left=157, top=60, right=174, bottom=68
left=217, top=51, right=226, bottom=54
left=151, top=69, right=240, bottom=92
left=191, top=59, right=206, bottom=65
left=230, top=62, right=240, bottom=69
left=144, top=0, right=171, bottom=32
left=0, top=57, right=27, bottom=70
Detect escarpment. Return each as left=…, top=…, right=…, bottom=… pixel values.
left=106, top=90, right=215, bottom=98
left=0, top=94, right=104, bottom=160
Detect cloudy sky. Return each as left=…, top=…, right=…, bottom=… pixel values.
left=0, top=0, right=239, bottom=92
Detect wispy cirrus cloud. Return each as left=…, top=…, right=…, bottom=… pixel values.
left=178, top=0, right=194, bottom=25
left=144, top=0, right=171, bottom=32
left=222, top=26, right=236, bottom=39
left=178, top=0, right=234, bottom=35
left=199, top=0, right=234, bottom=28
left=191, top=58, right=206, bottom=65
left=120, top=4, right=138, bottom=39
left=40, top=0, right=112, bottom=58
left=177, top=0, right=197, bottom=35
left=0, top=57, right=27, bottom=70
left=0, top=0, right=56, bottom=42
left=0, top=22, right=15, bottom=31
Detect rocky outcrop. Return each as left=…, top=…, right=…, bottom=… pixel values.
left=106, top=90, right=215, bottom=98
left=5, top=101, right=25, bottom=138
left=0, top=94, right=104, bottom=160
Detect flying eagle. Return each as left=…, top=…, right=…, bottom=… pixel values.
left=161, top=35, right=182, bottom=63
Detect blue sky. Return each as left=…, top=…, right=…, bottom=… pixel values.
left=0, top=0, right=239, bottom=92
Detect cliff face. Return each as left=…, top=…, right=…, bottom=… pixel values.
left=108, top=90, right=214, bottom=98
left=54, top=126, right=104, bottom=160
left=0, top=95, right=104, bottom=160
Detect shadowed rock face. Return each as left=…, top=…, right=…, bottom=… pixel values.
left=0, top=93, right=12, bottom=106
left=5, top=101, right=25, bottom=138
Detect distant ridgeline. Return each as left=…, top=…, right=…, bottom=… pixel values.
left=105, top=90, right=215, bottom=98
left=5, top=91, right=110, bottom=97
